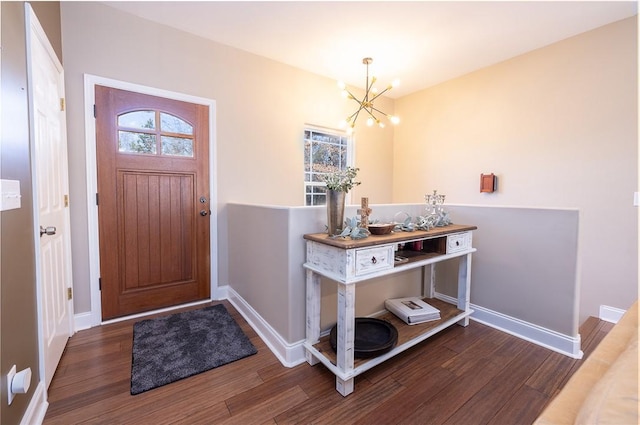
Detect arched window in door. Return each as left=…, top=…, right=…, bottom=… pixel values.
left=117, top=110, right=194, bottom=157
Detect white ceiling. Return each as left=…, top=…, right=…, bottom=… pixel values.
left=104, top=1, right=637, bottom=98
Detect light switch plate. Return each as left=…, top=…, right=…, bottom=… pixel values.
left=0, top=179, right=21, bottom=211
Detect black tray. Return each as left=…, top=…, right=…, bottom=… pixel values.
left=329, top=317, right=398, bottom=358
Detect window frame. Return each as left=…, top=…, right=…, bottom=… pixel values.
left=304, top=125, right=355, bottom=206
left=116, top=109, right=195, bottom=158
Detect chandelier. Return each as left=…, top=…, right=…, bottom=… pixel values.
left=339, top=57, right=400, bottom=133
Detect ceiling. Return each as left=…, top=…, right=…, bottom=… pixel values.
left=104, top=1, right=637, bottom=99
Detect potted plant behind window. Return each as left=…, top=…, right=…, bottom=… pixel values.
left=324, top=166, right=360, bottom=235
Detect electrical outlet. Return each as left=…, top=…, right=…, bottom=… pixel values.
left=7, top=365, right=16, bottom=405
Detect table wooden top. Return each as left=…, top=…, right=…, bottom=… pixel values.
left=304, top=223, right=477, bottom=249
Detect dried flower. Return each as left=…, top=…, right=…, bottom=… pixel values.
left=324, top=166, right=361, bottom=192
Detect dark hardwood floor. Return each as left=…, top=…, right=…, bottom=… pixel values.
left=43, top=300, right=613, bottom=425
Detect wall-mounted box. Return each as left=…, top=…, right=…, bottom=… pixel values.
left=480, top=173, right=497, bottom=193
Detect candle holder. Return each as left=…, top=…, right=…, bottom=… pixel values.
left=425, top=190, right=446, bottom=217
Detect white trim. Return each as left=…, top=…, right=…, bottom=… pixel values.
left=73, top=311, right=94, bottom=332
left=599, top=305, right=626, bottom=323
left=76, top=299, right=222, bottom=329
left=83, top=74, right=218, bottom=326
left=20, top=381, right=48, bottom=425
left=436, top=293, right=584, bottom=359
left=226, top=286, right=307, bottom=367
left=100, top=299, right=212, bottom=326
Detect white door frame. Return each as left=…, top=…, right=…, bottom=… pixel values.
left=25, top=3, right=74, bottom=388
left=83, top=75, right=219, bottom=326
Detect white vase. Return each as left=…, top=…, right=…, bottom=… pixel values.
left=326, top=190, right=346, bottom=235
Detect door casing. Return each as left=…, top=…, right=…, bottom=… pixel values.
left=82, top=75, right=218, bottom=327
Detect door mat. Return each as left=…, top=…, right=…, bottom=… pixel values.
left=130, top=304, right=257, bottom=395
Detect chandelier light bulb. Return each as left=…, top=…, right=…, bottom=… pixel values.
left=389, top=115, right=400, bottom=125
left=367, top=117, right=374, bottom=126
left=337, top=81, right=346, bottom=89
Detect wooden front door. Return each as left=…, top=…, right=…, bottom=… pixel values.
left=95, top=86, right=210, bottom=320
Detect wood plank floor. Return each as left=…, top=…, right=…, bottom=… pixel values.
left=44, top=300, right=613, bottom=425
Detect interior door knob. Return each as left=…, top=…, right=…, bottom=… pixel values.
left=39, top=226, right=56, bottom=237
left=200, top=210, right=208, bottom=216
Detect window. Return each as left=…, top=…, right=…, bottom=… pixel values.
left=304, top=127, right=353, bottom=206
left=117, top=110, right=194, bottom=157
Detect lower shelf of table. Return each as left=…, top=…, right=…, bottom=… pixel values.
left=305, top=297, right=472, bottom=381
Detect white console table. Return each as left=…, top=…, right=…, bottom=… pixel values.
left=303, top=224, right=477, bottom=396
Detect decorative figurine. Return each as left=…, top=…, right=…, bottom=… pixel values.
left=358, top=197, right=372, bottom=228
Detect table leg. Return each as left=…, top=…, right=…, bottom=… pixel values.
left=305, top=269, right=321, bottom=365
left=423, top=263, right=436, bottom=298
left=457, top=253, right=472, bottom=326
left=336, top=283, right=356, bottom=396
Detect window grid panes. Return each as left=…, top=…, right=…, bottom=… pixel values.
left=117, top=110, right=195, bottom=158
left=304, top=128, right=351, bottom=206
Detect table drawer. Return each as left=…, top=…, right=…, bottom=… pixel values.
left=447, top=232, right=472, bottom=253
left=355, top=245, right=394, bottom=276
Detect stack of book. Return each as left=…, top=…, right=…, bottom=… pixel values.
left=385, top=297, right=441, bottom=325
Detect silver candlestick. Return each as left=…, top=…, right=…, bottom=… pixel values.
left=425, top=190, right=446, bottom=216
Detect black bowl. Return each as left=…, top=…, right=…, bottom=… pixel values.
left=329, top=317, right=398, bottom=358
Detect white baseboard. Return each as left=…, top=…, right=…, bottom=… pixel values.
left=435, top=293, right=584, bottom=359
left=21, top=381, right=48, bottom=425
left=599, top=305, right=626, bottom=323
left=74, top=311, right=94, bottom=332
left=71, top=287, right=588, bottom=371
left=225, top=286, right=307, bottom=367
left=70, top=285, right=307, bottom=367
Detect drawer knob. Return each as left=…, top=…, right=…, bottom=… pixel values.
left=456, top=241, right=460, bottom=246
left=371, top=256, right=377, bottom=264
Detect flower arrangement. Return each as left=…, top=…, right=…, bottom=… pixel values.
left=324, top=166, right=361, bottom=192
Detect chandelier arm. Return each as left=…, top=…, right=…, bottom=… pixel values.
left=364, top=108, right=380, bottom=122
left=368, top=87, right=391, bottom=103
left=351, top=108, right=364, bottom=126
left=347, top=102, right=368, bottom=123
left=343, top=87, right=362, bottom=103
left=369, top=105, right=391, bottom=117
left=346, top=107, right=362, bottom=122
left=365, top=80, right=376, bottom=102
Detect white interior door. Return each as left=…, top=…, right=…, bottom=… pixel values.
left=26, top=5, right=74, bottom=389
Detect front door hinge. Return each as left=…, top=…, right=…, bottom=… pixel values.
left=64, top=194, right=69, bottom=207
left=96, top=193, right=99, bottom=206
left=93, top=104, right=96, bottom=118
left=67, top=287, right=73, bottom=300
left=60, top=98, right=65, bottom=112
left=99, top=277, right=102, bottom=291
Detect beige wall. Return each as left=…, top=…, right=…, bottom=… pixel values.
left=393, top=17, right=638, bottom=324
left=60, top=2, right=395, bottom=314
left=60, top=2, right=637, bottom=327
